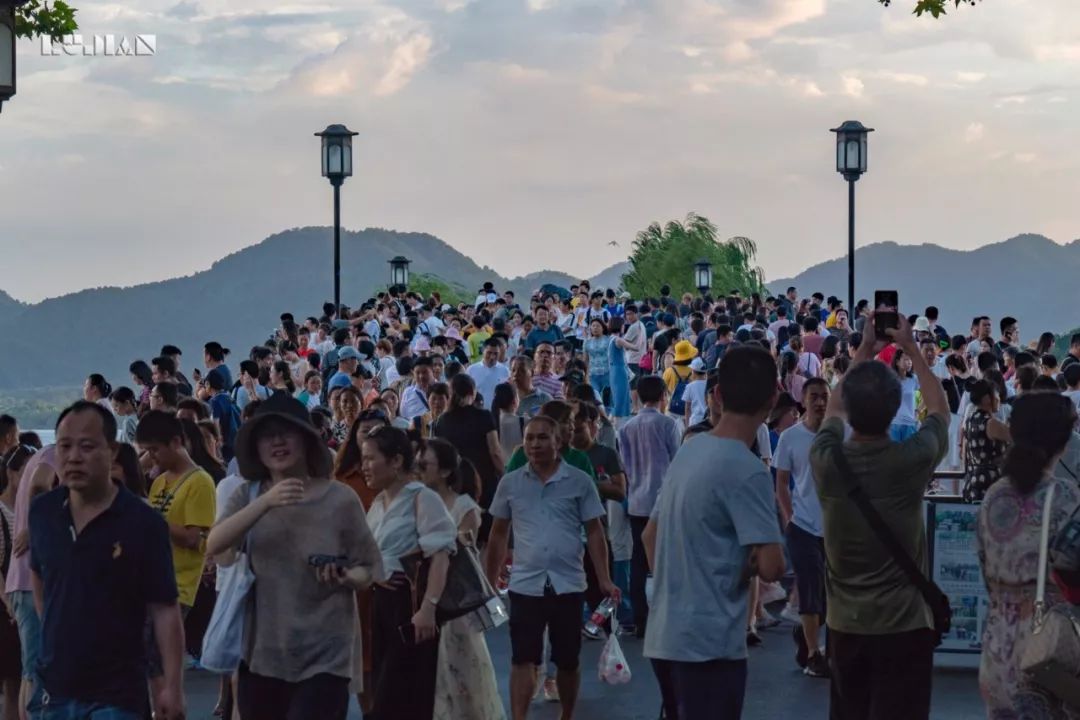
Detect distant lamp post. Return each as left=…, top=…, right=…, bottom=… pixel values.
left=314, top=123, right=359, bottom=317
left=830, top=120, right=874, bottom=314
left=693, top=258, right=713, bottom=296
left=0, top=2, right=17, bottom=113
left=389, top=255, right=411, bottom=289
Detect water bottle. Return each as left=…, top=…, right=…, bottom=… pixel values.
left=585, top=597, right=617, bottom=635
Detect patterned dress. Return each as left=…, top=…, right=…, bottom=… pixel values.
left=964, top=409, right=1006, bottom=503
left=433, top=495, right=506, bottom=720
left=976, top=476, right=1080, bottom=719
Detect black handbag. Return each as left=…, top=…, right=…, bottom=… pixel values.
left=401, top=538, right=497, bottom=624
left=831, top=446, right=953, bottom=646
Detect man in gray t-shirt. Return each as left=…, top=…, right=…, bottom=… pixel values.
left=642, top=345, right=785, bottom=719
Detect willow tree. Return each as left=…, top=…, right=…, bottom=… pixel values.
left=621, top=213, right=765, bottom=300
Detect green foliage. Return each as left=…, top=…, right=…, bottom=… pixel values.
left=1053, top=329, right=1080, bottom=360
left=407, top=273, right=473, bottom=308
left=878, top=0, right=979, bottom=18
left=14, top=0, right=78, bottom=41
left=0, top=386, right=78, bottom=430
left=621, top=213, right=765, bottom=300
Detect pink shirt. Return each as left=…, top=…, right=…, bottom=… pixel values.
left=5, top=446, right=57, bottom=594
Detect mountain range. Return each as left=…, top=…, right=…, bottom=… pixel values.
left=0, top=227, right=629, bottom=390
left=769, top=233, right=1079, bottom=341
left=0, top=229, right=1075, bottom=390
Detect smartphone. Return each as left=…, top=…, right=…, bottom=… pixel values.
left=307, top=554, right=347, bottom=568
left=873, top=290, right=899, bottom=340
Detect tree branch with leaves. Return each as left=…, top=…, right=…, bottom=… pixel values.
left=14, top=0, right=78, bottom=41
left=878, top=0, right=980, bottom=19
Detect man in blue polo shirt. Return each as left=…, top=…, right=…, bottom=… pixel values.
left=29, top=401, right=185, bottom=720
left=327, top=346, right=361, bottom=392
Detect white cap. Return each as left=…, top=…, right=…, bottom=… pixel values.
left=690, top=357, right=706, bottom=372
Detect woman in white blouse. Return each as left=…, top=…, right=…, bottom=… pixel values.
left=363, top=426, right=456, bottom=720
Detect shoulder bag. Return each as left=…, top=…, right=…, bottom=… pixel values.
left=201, top=481, right=261, bottom=673
left=830, top=446, right=952, bottom=645
left=1020, top=482, right=1080, bottom=708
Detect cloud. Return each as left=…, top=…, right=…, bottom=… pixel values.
left=374, top=32, right=433, bottom=96
left=876, top=71, right=929, bottom=86
left=956, top=71, right=985, bottom=83
left=841, top=74, right=864, bottom=98
left=1014, top=152, right=1037, bottom=163
left=963, top=122, right=985, bottom=143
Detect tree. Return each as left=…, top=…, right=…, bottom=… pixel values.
left=878, top=0, right=980, bottom=19
left=621, top=213, right=765, bottom=301
left=407, top=273, right=473, bottom=308
left=14, top=0, right=78, bottom=41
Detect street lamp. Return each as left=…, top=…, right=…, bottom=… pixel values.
left=693, top=258, right=713, bottom=296
left=0, top=2, right=17, bottom=113
left=389, top=255, right=411, bottom=289
left=314, top=123, right=359, bottom=318
left=830, top=120, right=874, bottom=314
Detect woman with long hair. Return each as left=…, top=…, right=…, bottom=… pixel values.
left=129, top=360, right=154, bottom=411
left=583, top=319, right=612, bottom=399
left=412, top=383, right=450, bottom=441
left=0, top=444, right=34, bottom=720
left=271, top=360, right=296, bottom=395
left=433, top=374, right=504, bottom=545
left=491, top=382, right=522, bottom=458
left=379, top=388, right=412, bottom=430
left=889, top=348, right=921, bottom=442
left=962, top=380, right=1010, bottom=503
left=331, top=387, right=363, bottom=449
left=1034, top=331, right=1056, bottom=357
left=607, top=316, right=632, bottom=424
left=778, top=350, right=805, bottom=405
left=179, top=418, right=226, bottom=483
left=111, top=442, right=147, bottom=497
left=207, top=394, right=382, bottom=720
left=977, top=392, right=1080, bottom=716
left=364, top=427, right=456, bottom=720
left=417, top=438, right=504, bottom=720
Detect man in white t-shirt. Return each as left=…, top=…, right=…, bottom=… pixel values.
left=467, top=338, right=510, bottom=409
left=681, top=357, right=709, bottom=426
left=774, top=377, right=831, bottom=678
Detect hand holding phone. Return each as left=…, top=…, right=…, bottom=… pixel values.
left=873, top=290, right=899, bottom=341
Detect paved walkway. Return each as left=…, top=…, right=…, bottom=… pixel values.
left=182, top=618, right=984, bottom=719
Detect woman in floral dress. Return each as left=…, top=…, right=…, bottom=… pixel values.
left=976, top=392, right=1080, bottom=719
left=964, top=380, right=1010, bottom=503
left=417, top=438, right=505, bottom=720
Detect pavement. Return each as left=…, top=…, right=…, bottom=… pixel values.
left=181, top=614, right=985, bottom=719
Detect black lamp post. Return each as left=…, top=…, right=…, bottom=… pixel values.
left=0, top=2, right=18, bottom=113
left=693, top=258, right=713, bottom=296
left=830, top=120, right=873, bottom=314
left=389, top=255, right=411, bottom=290
left=315, top=123, right=358, bottom=317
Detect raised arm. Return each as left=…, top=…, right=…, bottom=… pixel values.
left=889, top=315, right=948, bottom=420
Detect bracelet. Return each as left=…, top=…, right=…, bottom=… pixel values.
left=425, top=596, right=439, bottom=607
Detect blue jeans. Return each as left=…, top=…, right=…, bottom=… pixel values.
left=9, top=590, right=41, bottom=682
left=34, top=696, right=141, bottom=720
left=612, top=560, right=633, bottom=625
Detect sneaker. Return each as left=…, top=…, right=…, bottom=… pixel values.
left=757, top=610, right=782, bottom=629
left=619, top=622, right=638, bottom=636
left=780, top=604, right=802, bottom=625
left=582, top=624, right=604, bottom=641
left=760, top=581, right=787, bottom=605
left=804, top=653, right=831, bottom=678
left=747, top=628, right=763, bottom=647
left=793, top=624, right=809, bottom=669
left=543, top=677, right=560, bottom=703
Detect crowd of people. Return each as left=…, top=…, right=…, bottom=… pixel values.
left=0, top=279, right=1077, bottom=720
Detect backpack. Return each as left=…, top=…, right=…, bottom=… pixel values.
left=705, top=341, right=728, bottom=370
left=667, top=367, right=692, bottom=415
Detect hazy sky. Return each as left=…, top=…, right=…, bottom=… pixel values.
left=1, top=0, right=1078, bottom=302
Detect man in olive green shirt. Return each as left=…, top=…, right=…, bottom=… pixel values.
left=810, top=313, right=948, bottom=720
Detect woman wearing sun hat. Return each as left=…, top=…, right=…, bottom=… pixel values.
left=661, top=340, right=698, bottom=419
left=207, top=393, right=383, bottom=720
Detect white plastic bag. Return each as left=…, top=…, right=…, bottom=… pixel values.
left=598, top=632, right=632, bottom=685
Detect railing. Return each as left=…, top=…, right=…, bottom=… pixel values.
left=928, top=470, right=966, bottom=498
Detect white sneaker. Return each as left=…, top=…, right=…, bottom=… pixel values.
left=760, top=581, right=787, bottom=605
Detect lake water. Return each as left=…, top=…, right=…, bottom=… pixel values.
left=30, top=430, right=55, bottom=446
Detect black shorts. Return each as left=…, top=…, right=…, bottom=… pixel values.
left=628, top=365, right=642, bottom=390
left=508, top=589, right=584, bottom=671
left=786, top=523, right=826, bottom=617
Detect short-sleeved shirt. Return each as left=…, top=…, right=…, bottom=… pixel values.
left=517, top=389, right=552, bottom=419
left=644, top=434, right=782, bottom=662
left=618, top=408, right=683, bottom=517
left=506, top=446, right=596, bottom=482
left=774, top=422, right=823, bottom=537
left=30, top=486, right=177, bottom=712
left=148, top=468, right=217, bottom=607
left=467, top=362, right=510, bottom=410
left=810, top=412, right=947, bottom=635
left=489, top=461, right=605, bottom=596
left=524, top=325, right=564, bottom=352
left=6, top=445, right=57, bottom=594
left=433, top=407, right=500, bottom=508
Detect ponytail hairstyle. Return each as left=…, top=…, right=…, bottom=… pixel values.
left=449, top=373, right=476, bottom=410
left=88, top=373, right=112, bottom=399
left=421, top=437, right=480, bottom=499
left=273, top=360, right=296, bottom=394
left=1002, top=393, right=1077, bottom=495
left=491, top=382, right=517, bottom=429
